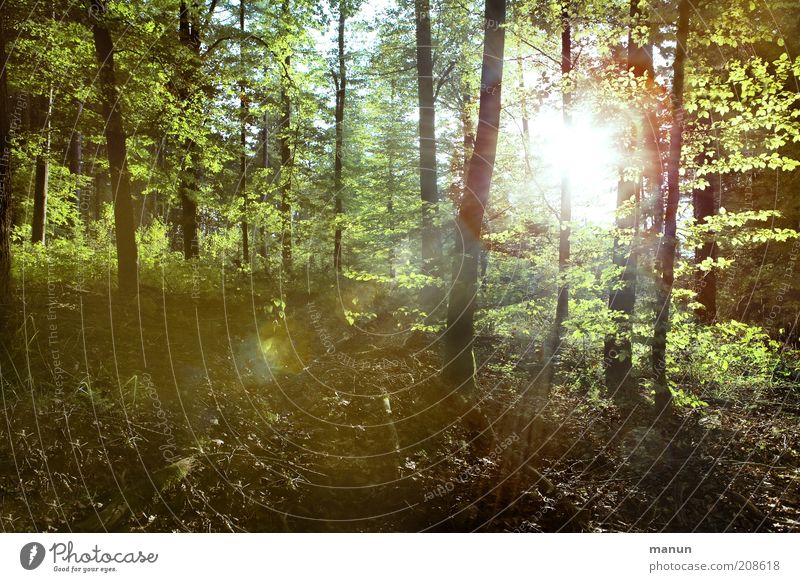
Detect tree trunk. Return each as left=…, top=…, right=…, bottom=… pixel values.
left=443, top=0, right=506, bottom=388
left=517, top=55, right=531, bottom=178
left=604, top=0, right=650, bottom=401
left=547, top=3, right=572, bottom=385
left=387, top=188, right=395, bottom=278
left=240, top=0, right=250, bottom=265
left=414, top=0, right=441, bottom=315
left=91, top=0, right=139, bottom=294
left=0, top=9, right=12, bottom=309
left=279, top=72, right=291, bottom=270
left=31, top=93, right=51, bottom=245
left=653, top=0, right=690, bottom=411
left=93, top=165, right=103, bottom=222
left=278, top=0, right=292, bottom=271
left=178, top=1, right=200, bottom=259
left=693, top=115, right=717, bottom=324
left=456, top=93, right=474, bottom=204
left=279, top=80, right=291, bottom=269
left=333, top=2, right=345, bottom=271
left=259, top=109, right=269, bottom=260
left=635, top=10, right=661, bottom=236
left=604, top=176, right=639, bottom=399
left=387, top=80, right=397, bottom=278
left=67, top=102, right=83, bottom=226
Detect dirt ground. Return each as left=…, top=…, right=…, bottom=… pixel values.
left=1, top=284, right=798, bottom=532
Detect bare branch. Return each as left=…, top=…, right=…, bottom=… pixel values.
left=434, top=60, right=457, bottom=101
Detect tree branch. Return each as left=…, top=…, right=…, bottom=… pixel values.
left=434, top=60, right=457, bottom=101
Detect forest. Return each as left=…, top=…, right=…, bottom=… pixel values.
left=0, top=0, right=798, bottom=533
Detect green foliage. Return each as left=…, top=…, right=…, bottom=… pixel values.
left=1, top=0, right=797, bottom=418
left=666, top=318, right=788, bottom=401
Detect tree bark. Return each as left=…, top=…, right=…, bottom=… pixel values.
left=93, top=165, right=103, bottom=222
left=633, top=8, right=661, bottom=236
left=177, top=0, right=200, bottom=259
left=31, top=93, right=51, bottom=244
left=443, top=0, right=506, bottom=388
left=548, top=3, right=571, bottom=384
left=414, top=0, right=441, bottom=314
left=279, top=69, right=291, bottom=270
left=240, top=0, right=249, bottom=264
left=259, top=109, right=269, bottom=260
left=693, top=115, right=717, bottom=324
left=0, top=9, right=12, bottom=308
left=333, top=1, right=346, bottom=271
left=604, top=0, right=650, bottom=401
left=516, top=55, right=531, bottom=177
left=91, top=0, right=139, bottom=294
left=605, top=179, right=639, bottom=399
left=653, top=0, right=690, bottom=411
left=67, top=102, right=83, bottom=225
left=279, top=0, right=292, bottom=271
left=387, top=80, right=397, bottom=278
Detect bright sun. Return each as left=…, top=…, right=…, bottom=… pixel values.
left=527, top=108, right=620, bottom=224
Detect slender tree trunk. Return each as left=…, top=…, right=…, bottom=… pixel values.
left=628, top=5, right=662, bottom=237
left=604, top=0, right=650, bottom=401
left=279, top=71, right=291, bottom=270
left=645, top=94, right=663, bottom=235
left=443, top=0, right=506, bottom=387
left=279, top=82, right=291, bottom=268
left=67, top=102, right=83, bottom=226
left=259, top=109, right=269, bottom=260
left=262, top=110, right=269, bottom=171
left=93, top=168, right=102, bottom=222
left=387, top=80, right=397, bottom=278
left=693, top=115, right=717, bottom=324
left=180, top=171, right=199, bottom=258
left=642, top=66, right=662, bottom=243
left=239, top=0, right=250, bottom=264
left=653, top=0, right=690, bottom=411
left=459, top=93, right=474, bottom=202
left=605, top=176, right=639, bottom=398
left=387, top=184, right=395, bottom=278
left=177, top=1, right=200, bottom=259
left=31, top=93, right=51, bottom=244
left=278, top=0, right=292, bottom=270
left=0, top=9, right=12, bottom=308
left=516, top=55, right=531, bottom=177
left=91, top=0, right=139, bottom=294
left=333, top=2, right=346, bottom=271
left=414, top=0, right=441, bottom=315
left=547, top=3, right=571, bottom=384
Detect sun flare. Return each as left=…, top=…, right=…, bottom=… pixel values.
left=528, top=108, right=620, bottom=223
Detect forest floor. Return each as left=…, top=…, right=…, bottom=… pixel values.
left=1, top=281, right=799, bottom=532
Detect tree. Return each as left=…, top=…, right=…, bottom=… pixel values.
left=414, top=0, right=441, bottom=312
left=176, top=0, right=204, bottom=260
left=240, top=0, right=250, bottom=264
left=603, top=0, right=653, bottom=401
left=90, top=0, right=139, bottom=293
left=278, top=0, right=292, bottom=272
left=653, top=0, right=690, bottom=411
left=31, top=93, right=51, bottom=244
left=443, top=0, right=506, bottom=388
left=693, top=114, right=718, bottom=324
left=67, top=101, right=84, bottom=224
left=333, top=0, right=346, bottom=271
left=0, top=7, right=11, bottom=309
left=547, top=0, right=571, bottom=383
